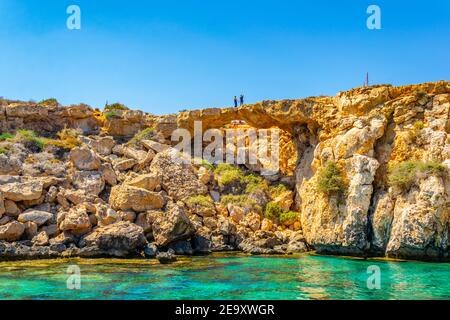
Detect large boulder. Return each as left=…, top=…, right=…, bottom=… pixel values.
left=125, top=173, right=161, bottom=192
left=152, top=202, right=195, bottom=246
left=18, top=210, right=53, bottom=226
left=82, top=221, right=147, bottom=257
left=59, top=206, right=92, bottom=235
left=0, top=180, right=44, bottom=202
left=110, top=185, right=165, bottom=212
left=150, top=149, right=208, bottom=201
left=69, top=147, right=101, bottom=171
left=71, top=171, right=105, bottom=196
left=0, top=221, right=25, bottom=241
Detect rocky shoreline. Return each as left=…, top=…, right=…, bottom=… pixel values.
left=1, top=81, right=449, bottom=263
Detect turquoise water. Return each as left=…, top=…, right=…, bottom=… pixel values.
left=0, top=254, right=449, bottom=300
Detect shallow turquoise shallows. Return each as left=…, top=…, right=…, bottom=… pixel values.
left=0, top=254, right=449, bottom=300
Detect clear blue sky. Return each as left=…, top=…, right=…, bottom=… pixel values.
left=0, top=0, right=449, bottom=114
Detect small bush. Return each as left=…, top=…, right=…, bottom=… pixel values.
left=39, top=98, right=59, bottom=106
left=0, top=147, right=7, bottom=155
left=269, top=183, right=288, bottom=198
left=279, top=211, right=299, bottom=225
left=409, top=121, right=425, bottom=142
left=265, top=202, right=283, bottom=220
left=128, top=127, right=155, bottom=146
left=389, top=161, right=447, bottom=189
left=243, top=174, right=268, bottom=194
left=104, top=110, right=120, bottom=120
left=44, top=127, right=82, bottom=150
left=317, top=162, right=346, bottom=195
left=0, top=133, right=14, bottom=141
left=215, top=164, right=244, bottom=187
left=14, top=130, right=45, bottom=152
left=104, top=103, right=129, bottom=111
left=186, top=195, right=215, bottom=208
left=220, top=194, right=261, bottom=212
left=201, top=159, right=214, bottom=171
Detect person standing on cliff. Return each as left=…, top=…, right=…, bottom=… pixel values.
left=234, top=96, right=238, bottom=108
left=240, top=94, right=244, bottom=106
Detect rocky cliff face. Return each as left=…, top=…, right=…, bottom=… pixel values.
left=0, top=81, right=449, bottom=261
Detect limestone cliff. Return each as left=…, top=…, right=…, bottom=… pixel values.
left=0, top=80, right=448, bottom=261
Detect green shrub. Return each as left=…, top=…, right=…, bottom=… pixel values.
left=265, top=202, right=283, bottom=220
left=44, top=128, right=82, bottom=150
left=389, top=161, right=447, bottom=189
left=38, top=98, right=59, bottom=106
left=0, top=133, right=14, bottom=141
left=128, top=127, right=155, bottom=146
left=0, top=147, right=7, bottom=155
left=220, top=194, right=260, bottom=212
left=269, top=183, right=288, bottom=198
left=186, top=195, right=215, bottom=208
left=409, top=121, right=426, bottom=142
left=280, top=211, right=299, bottom=224
left=243, top=174, right=268, bottom=194
left=215, top=164, right=244, bottom=187
left=104, top=110, right=120, bottom=120
left=14, top=130, right=45, bottom=151
left=200, top=159, right=214, bottom=171
left=104, top=103, right=129, bottom=111
left=317, top=162, right=346, bottom=195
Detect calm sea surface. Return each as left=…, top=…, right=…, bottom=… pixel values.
left=0, top=254, right=448, bottom=300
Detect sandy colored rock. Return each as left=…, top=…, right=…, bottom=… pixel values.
left=69, top=147, right=101, bottom=171
left=150, top=149, right=208, bottom=201
left=109, top=184, right=165, bottom=212
left=18, top=210, right=53, bottom=226
left=59, top=206, right=91, bottom=235
left=0, top=180, right=44, bottom=202
left=152, top=202, right=195, bottom=246
left=83, top=221, right=147, bottom=256
left=0, top=221, right=25, bottom=242
left=125, top=173, right=161, bottom=192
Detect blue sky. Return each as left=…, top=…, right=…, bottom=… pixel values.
left=0, top=0, right=449, bottom=114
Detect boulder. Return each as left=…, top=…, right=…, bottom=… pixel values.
left=100, top=163, right=118, bottom=186
left=0, top=221, right=25, bottom=241
left=150, top=149, right=208, bottom=201
left=69, top=147, right=101, bottom=171
left=0, top=180, right=44, bottom=202
left=89, top=136, right=115, bottom=156
left=156, top=250, right=177, bottom=264
left=71, top=171, right=105, bottom=196
left=59, top=206, right=91, bottom=235
left=152, top=202, right=195, bottom=246
left=4, top=200, right=20, bottom=217
left=125, top=173, right=161, bottom=192
left=110, top=185, right=165, bottom=212
left=32, top=231, right=50, bottom=246
left=142, top=140, right=171, bottom=153
left=114, top=159, right=137, bottom=171
left=18, top=210, right=53, bottom=226
left=83, top=221, right=147, bottom=257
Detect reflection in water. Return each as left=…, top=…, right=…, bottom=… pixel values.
left=0, top=254, right=448, bottom=300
